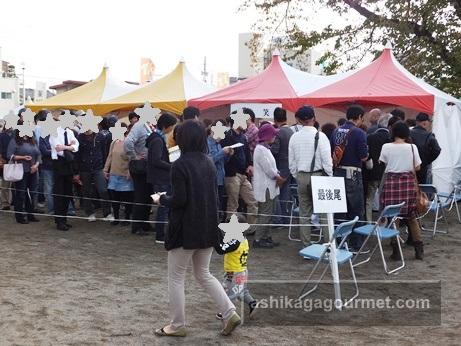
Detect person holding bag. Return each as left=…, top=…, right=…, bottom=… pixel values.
left=7, top=130, right=41, bottom=224
left=49, top=116, right=79, bottom=231
left=152, top=120, right=240, bottom=337
left=379, top=121, right=424, bottom=260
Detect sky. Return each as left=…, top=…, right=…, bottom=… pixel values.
left=0, top=0, right=259, bottom=88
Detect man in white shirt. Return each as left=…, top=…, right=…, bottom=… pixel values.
left=50, top=123, right=79, bottom=231
left=289, top=106, right=333, bottom=246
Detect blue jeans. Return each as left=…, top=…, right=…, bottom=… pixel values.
left=153, top=184, right=171, bottom=241
left=42, top=169, right=54, bottom=214
left=334, top=168, right=365, bottom=249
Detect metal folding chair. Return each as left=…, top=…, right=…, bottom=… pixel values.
left=298, top=217, right=359, bottom=307
left=417, top=184, right=450, bottom=237
left=437, top=184, right=461, bottom=224
left=352, top=202, right=405, bottom=275
left=288, top=184, right=301, bottom=241
left=288, top=184, right=322, bottom=243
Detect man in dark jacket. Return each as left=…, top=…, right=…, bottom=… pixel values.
left=410, top=113, right=441, bottom=184
left=76, top=129, right=113, bottom=221
left=363, top=114, right=391, bottom=222
left=146, top=113, right=177, bottom=243
left=97, top=117, right=113, bottom=164
left=271, top=107, right=293, bottom=223
left=220, top=116, right=258, bottom=226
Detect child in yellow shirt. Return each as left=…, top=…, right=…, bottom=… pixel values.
left=215, top=236, right=257, bottom=319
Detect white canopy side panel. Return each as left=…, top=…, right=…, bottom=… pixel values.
left=183, top=66, right=215, bottom=100
left=101, top=69, right=139, bottom=102
left=279, top=59, right=353, bottom=96
left=431, top=97, right=461, bottom=193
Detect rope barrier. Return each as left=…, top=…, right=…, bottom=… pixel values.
left=0, top=187, right=448, bottom=228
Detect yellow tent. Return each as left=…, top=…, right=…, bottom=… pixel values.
left=27, top=66, right=138, bottom=115
left=97, top=60, right=214, bottom=115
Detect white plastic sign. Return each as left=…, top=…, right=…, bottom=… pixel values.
left=230, top=103, right=282, bottom=119
left=311, top=176, right=347, bottom=214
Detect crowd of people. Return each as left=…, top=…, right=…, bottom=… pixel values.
left=0, top=105, right=441, bottom=251
left=0, top=103, right=443, bottom=336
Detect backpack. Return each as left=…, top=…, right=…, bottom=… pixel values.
left=332, top=129, right=353, bottom=168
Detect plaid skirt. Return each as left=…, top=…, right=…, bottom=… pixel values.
left=380, top=172, right=417, bottom=216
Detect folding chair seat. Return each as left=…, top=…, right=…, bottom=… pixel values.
left=300, top=244, right=353, bottom=264
left=353, top=202, right=405, bottom=275
left=417, top=184, right=449, bottom=237
left=298, top=217, right=359, bottom=307
left=354, top=225, right=400, bottom=239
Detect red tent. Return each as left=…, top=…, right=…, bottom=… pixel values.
left=188, top=51, right=341, bottom=112
left=301, top=48, right=435, bottom=113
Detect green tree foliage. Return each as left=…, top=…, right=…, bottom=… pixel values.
left=242, top=0, right=461, bottom=96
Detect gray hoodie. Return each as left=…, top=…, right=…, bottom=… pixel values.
left=123, top=122, right=149, bottom=161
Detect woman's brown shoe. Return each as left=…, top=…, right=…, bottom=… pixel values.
left=154, top=326, right=186, bottom=337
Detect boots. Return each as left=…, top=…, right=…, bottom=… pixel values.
left=390, top=240, right=401, bottom=261
left=405, top=228, right=414, bottom=246
left=414, top=241, right=424, bottom=260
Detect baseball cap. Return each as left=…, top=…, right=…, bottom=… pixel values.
left=415, top=113, right=432, bottom=122
left=295, top=106, right=315, bottom=121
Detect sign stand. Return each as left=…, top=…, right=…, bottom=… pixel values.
left=310, top=176, right=348, bottom=311
left=327, top=212, right=342, bottom=311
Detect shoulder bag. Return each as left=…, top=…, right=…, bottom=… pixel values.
left=332, top=128, right=353, bottom=168
left=3, top=156, right=24, bottom=182
left=310, top=131, right=328, bottom=176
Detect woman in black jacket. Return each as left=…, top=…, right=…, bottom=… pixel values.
left=146, top=113, right=177, bottom=243
left=152, top=120, right=240, bottom=337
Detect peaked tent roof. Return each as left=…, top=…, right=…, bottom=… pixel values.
left=97, top=61, right=215, bottom=115
left=27, top=66, right=139, bottom=115
left=301, top=48, right=461, bottom=113
left=188, top=51, right=346, bottom=112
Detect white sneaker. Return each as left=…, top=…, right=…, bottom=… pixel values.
left=88, top=214, right=97, bottom=222
left=103, top=214, right=115, bottom=222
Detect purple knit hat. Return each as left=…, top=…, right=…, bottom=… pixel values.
left=258, top=123, right=279, bottom=142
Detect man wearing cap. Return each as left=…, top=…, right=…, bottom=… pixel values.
left=289, top=106, right=333, bottom=246
left=330, top=104, right=368, bottom=251
left=410, top=113, right=441, bottom=184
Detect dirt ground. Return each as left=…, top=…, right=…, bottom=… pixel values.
left=0, top=207, right=460, bottom=346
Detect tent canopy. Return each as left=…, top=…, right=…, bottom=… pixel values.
left=301, top=48, right=461, bottom=114
left=27, top=66, right=138, bottom=115
left=188, top=51, right=344, bottom=112
left=97, top=61, right=214, bottom=115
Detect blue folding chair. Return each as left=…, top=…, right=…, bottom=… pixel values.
left=352, top=202, right=405, bottom=275
left=417, top=184, right=450, bottom=237
left=298, top=217, right=359, bottom=307
left=434, top=184, right=461, bottom=225
left=288, top=184, right=322, bottom=243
